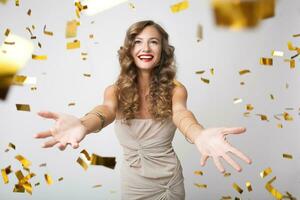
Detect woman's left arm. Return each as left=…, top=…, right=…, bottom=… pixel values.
left=172, top=82, right=252, bottom=173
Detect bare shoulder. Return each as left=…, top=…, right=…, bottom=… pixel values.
left=104, top=84, right=117, bottom=96
left=172, top=79, right=188, bottom=97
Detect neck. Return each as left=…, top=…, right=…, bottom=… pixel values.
left=137, top=69, right=151, bottom=94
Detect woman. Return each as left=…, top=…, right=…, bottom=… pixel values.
left=35, top=20, right=252, bottom=199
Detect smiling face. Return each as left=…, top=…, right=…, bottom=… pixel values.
left=131, top=26, right=162, bottom=72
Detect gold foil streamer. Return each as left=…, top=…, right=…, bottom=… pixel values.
left=194, top=170, right=203, bottom=176
left=15, top=155, right=31, bottom=168
left=233, top=98, right=242, bottom=104
left=4, top=41, right=15, bottom=45
left=196, top=24, right=203, bottom=42
left=232, top=183, right=243, bottom=194
left=44, top=174, right=53, bottom=185
left=272, top=50, right=284, bottom=57
left=67, top=40, right=80, bottom=49
left=90, top=153, right=116, bottom=169
left=83, top=73, right=91, bottom=77
left=195, top=70, right=205, bottom=74
left=200, top=77, right=210, bottom=84
left=246, top=181, right=252, bottom=192
left=66, top=20, right=78, bottom=38
left=260, top=57, right=273, bottom=66
left=284, top=59, right=296, bottom=69
left=283, top=112, right=293, bottom=121
left=8, top=142, right=16, bottom=150
left=23, top=182, right=32, bottom=194
left=1, top=165, right=12, bottom=184
left=246, top=104, right=254, bottom=111
left=13, top=184, right=25, bottom=193
left=80, top=149, right=91, bottom=161
left=293, top=34, right=300, bottom=37
left=282, top=192, right=297, bottom=200
left=15, top=170, right=24, bottom=181
left=282, top=153, right=293, bottom=159
left=260, top=167, right=272, bottom=178
left=194, top=183, right=207, bottom=188
left=27, top=9, right=31, bottom=16
left=77, top=157, right=89, bottom=170
left=32, top=54, right=47, bottom=60
left=170, top=0, right=189, bottom=13
left=287, top=41, right=297, bottom=51
left=43, top=25, right=54, bottom=36
left=256, top=114, right=268, bottom=121
left=239, top=69, right=251, bottom=75
left=265, top=176, right=283, bottom=200
left=16, top=104, right=30, bottom=112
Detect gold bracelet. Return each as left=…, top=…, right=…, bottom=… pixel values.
left=85, top=111, right=105, bottom=133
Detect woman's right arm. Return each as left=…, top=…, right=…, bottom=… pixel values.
left=35, top=85, right=118, bottom=150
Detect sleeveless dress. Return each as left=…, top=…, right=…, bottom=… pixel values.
left=114, top=118, right=185, bottom=200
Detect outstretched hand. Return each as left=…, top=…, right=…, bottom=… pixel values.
left=34, top=111, right=88, bottom=150
left=195, top=127, right=252, bottom=173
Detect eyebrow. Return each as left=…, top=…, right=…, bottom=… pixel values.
left=135, top=37, right=160, bottom=40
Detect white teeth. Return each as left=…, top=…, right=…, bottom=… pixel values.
left=139, top=55, right=153, bottom=59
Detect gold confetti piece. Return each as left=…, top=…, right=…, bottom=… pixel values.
left=67, top=40, right=80, bottom=49
left=195, top=70, right=205, bottom=74
left=272, top=50, right=284, bottom=57
left=128, top=2, right=135, bottom=9
left=293, top=34, right=300, bottom=37
left=44, top=174, right=53, bottom=185
left=284, top=59, right=296, bottom=69
left=239, top=69, right=251, bottom=75
left=89, top=34, right=94, bottom=39
left=39, top=163, right=47, bottom=167
left=287, top=41, right=297, bottom=51
left=283, top=112, right=293, bottom=121
left=16, top=104, right=30, bottom=111
left=15, top=170, right=24, bottom=181
left=92, top=184, right=102, bottom=188
left=277, top=124, right=283, bottom=128
left=282, top=153, right=293, bottom=159
left=43, top=25, right=53, bottom=36
left=90, top=153, right=116, bottom=169
left=265, top=176, right=283, bottom=200
left=256, top=114, right=268, bottom=121
left=34, top=182, right=40, bottom=186
left=232, top=183, right=243, bottom=194
left=83, top=73, right=91, bottom=77
left=4, top=28, right=10, bottom=36
left=240, top=81, right=245, bottom=85
left=66, top=20, right=78, bottom=38
left=1, top=166, right=12, bottom=184
left=221, top=196, right=232, bottom=200
left=194, top=170, right=203, bottom=176
left=270, top=94, right=274, bottom=100
left=15, top=0, right=19, bottom=6
left=68, top=102, right=75, bottom=106
left=170, top=0, right=189, bottom=13
left=200, top=77, right=210, bottom=84
left=194, top=183, right=207, bottom=188
left=246, top=181, right=252, bottom=192
left=4, top=41, right=15, bottom=45
left=31, top=86, right=37, bottom=91
left=210, top=68, right=214, bottom=75
left=8, top=142, right=16, bottom=150
left=15, top=155, right=31, bottom=168
left=246, top=104, right=254, bottom=111
left=243, top=112, right=251, bottom=117
left=32, top=54, right=47, bottom=60
left=260, top=167, right=272, bottom=178
left=224, top=172, right=231, bottom=177
left=27, top=9, right=31, bottom=16
left=282, top=191, right=297, bottom=200
left=234, top=198, right=241, bottom=200
left=196, top=24, right=203, bottom=42
left=23, top=182, right=32, bottom=195
left=260, top=57, right=273, bottom=66
left=77, top=157, right=89, bottom=170
left=233, top=98, right=242, bottom=104
left=0, top=0, right=9, bottom=4
left=13, top=184, right=25, bottom=193
left=58, top=177, right=63, bottom=181
left=80, top=149, right=91, bottom=161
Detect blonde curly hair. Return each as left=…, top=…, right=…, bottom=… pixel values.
left=116, top=20, right=176, bottom=122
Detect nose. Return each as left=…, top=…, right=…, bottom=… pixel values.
left=142, top=42, right=150, bottom=52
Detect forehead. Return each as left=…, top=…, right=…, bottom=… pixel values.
left=135, top=26, right=161, bottom=40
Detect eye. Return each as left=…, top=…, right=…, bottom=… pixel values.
left=133, top=40, right=141, bottom=45
left=150, top=40, right=158, bottom=44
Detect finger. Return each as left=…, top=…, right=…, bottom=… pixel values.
left=221, top=153, right=241, bottom=172
left=42, top=139, right=58, bottom=148
left=200, top=155, right=209, bottom=166
left=71, top=142, right=79, bottom=149
left=223, top=127, right=246, bottom=135
left=37, top=111, right=59, bottom=120
left=213, top=156, right=225, bottom=173
left=57, top=142, right=67, bottom=151
left=34, top=130, right=52, bottom=138
left=229, top=146, right=252, bottom=164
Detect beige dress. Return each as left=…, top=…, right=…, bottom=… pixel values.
left=114, top=118, right=185, bottom=200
